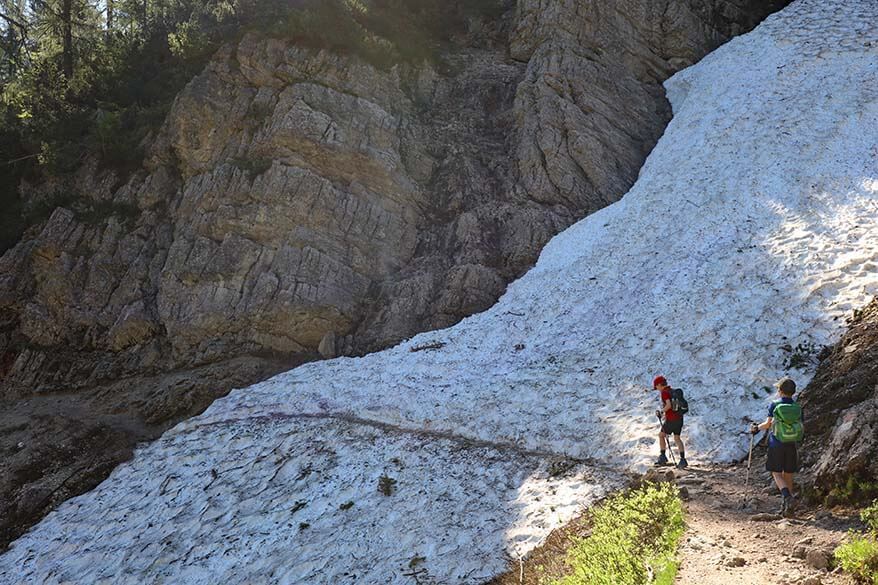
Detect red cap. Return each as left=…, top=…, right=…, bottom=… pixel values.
left=653, top=376, right=667, bottom=388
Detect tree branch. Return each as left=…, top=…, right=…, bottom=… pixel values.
left=0, top=10, right=28, bottom=33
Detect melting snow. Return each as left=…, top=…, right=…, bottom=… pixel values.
left=4, top=0, right=878, bottom=582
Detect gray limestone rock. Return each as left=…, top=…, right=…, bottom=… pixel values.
left=0, top=0, right=789, bottom=401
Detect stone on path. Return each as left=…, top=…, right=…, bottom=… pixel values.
left=804, top=549, right=830, bottom=570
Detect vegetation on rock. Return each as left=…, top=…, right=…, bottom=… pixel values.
left=0, top=0, right=506, bottom=252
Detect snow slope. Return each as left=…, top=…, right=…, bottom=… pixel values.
left=4, top=0, right=878, bottom=583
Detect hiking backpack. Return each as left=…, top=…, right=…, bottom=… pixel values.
left=771, top=401, right=804, bottom=443
left=670, top=388, right=689, bottom=415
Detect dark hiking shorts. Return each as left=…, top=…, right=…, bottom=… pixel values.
left=661, top=418, right=683, bottom=436
left=766, top=442, right=798, bottom=473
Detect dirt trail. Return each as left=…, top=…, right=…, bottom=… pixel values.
left=675, top=463, right=860, bottom=585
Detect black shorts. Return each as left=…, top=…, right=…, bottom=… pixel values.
left=661, top=418, right=683, bottom=436
left=766, top=442, right=798, bottom=473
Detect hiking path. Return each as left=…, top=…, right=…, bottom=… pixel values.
left=675, top=461, right=859, bottom=585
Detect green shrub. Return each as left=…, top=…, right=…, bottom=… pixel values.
left=835, top=536, right=878, bottom=584
left=75, top=201, right=141, bottom=226
left=378, top=474, right=396, bottom=496
left=834, top=500, right=878, bottom=584
left=863, top=500, right=878, bottom=534
left=550, top=482, right=684, bottom=585
left=168, top=20, right=215, bottom=62
left=827, top=475, right=878, bottom=506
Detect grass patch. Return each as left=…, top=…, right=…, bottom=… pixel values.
left=835, top=499, right=878, bottom=584
left=549, top=482, right=684, bottom=585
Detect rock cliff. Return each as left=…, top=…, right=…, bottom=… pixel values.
left=0, top=0, right=786, bottom=398
left=800, top=297, right=878, bottom=503
left=0, top=0, right=787, bottom=549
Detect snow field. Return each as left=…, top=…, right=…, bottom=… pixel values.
left=3, top=0, right=878, bottom=583
left=1, top=416, right=618, bottom=584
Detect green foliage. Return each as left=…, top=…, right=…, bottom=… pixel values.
left=782, top=340, right=823, bottom=370
left=0, top=0, right=508, bottom=251
left=826, top=475, right=878, bottom=507
left=549, top=482, right=684, bottom=585
left=834, top=500, right=878, bottom=584
left=168, top=20, right=212, bottom=61
left=835, top=536, right=878, bottom=584
left=258, top=0, right=508, bottom=69
left=863, top=500, right=878, bottom=534
left=76, top=200, right=141, bottom=225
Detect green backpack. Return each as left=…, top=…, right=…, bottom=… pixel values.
left=772, top=401, right=804, bottom=443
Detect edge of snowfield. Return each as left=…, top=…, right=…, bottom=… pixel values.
left=5, top=1, right=878, bottom=583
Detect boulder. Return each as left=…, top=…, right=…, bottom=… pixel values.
left=804, top=549, right=831, bottom=571
left=642, top=468, right=676, bottom=483
left=318, top=332, right=338, bottom=360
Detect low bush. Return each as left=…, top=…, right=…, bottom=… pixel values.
left=836, top=537, right=878, bottom=584
left=826, top=475, right=878, bottom=506
left=835, top=500, right=878, bottom=584
left=864, top=500, right=878, bottom=533
left=550, top=482, right=684, bottom=585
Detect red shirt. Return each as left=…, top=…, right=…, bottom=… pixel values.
left=661, top=388, right=682, bottom=421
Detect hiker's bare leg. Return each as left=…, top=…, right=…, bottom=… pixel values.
left=782, top=472, right=794, bottom=493
left=772, top=472, right=789, bottom=492
left=659, top=430, right=667, bottom=451
left=673, top=434, right=684, bottom=453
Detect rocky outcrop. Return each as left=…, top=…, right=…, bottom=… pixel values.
left=0, top=0, right=788, bottom=400
left=800, top=298, right=878, bottom=502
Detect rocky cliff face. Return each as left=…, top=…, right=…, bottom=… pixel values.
left=0, top=0, right=787, bottom=399
left=0, top=0, right=787, bottom=549
left=800, top=298, right=878, bottom=503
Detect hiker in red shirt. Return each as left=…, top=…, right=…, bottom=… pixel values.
left=654, top=376, right=688, bottom=468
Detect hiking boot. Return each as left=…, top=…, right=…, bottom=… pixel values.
left=654, top=453, right=669, bottom=466
left=785, top=494, right=797, bottom=515
left=780, top=495, right=792, bottom=517
left=676, top=456, right=688, bottom=469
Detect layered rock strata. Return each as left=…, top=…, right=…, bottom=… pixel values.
left=1, top=0, right=787, bottom=397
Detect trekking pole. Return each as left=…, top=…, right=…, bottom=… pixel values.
left=741, top=427, right=756, bottom=508
left=666, top=435, right=677, bottom=466
left=745, top=431, right=755, bottom=488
